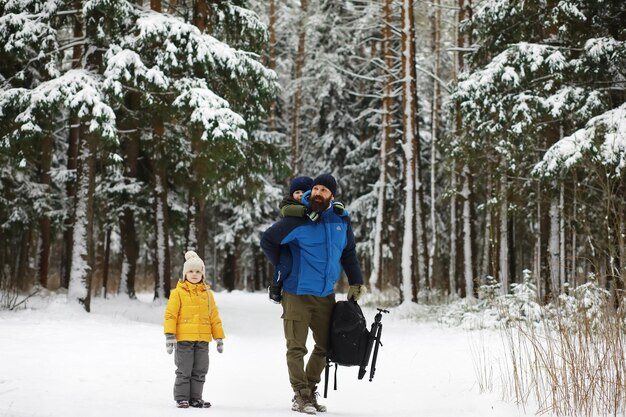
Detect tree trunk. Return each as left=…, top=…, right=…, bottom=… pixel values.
left=370, top=0, right=395, bottom=293
left=151, top=0, right=170, bottom=300
left=102, top=228, right=111, bottom=298
left=499, top=172, right=509, bottom=294
left=194, top=0, right=209, bottom=32
left=400, top=0, right=417, bottom=304
left=151, top=0, right=161, bottom=12
left=118, top=89, right=140, bottom=299
left=223, top=249, right=238, bottom=292
left=191, top=130, right=206, bottom=258
left=461, top=165, right=475, bottom=299
left=61, top=6, right=83, bottom=289
left=16, top=228, right=31, bottom=290
left=559, top=182, right=566, bottom=289
left=548, top=197, right=560, bottom=296
left=571, top=176, right=578, bottom=287
left=428, top=0, right=442, bottom=292
left=480, top=171, right=492, bottom=281
left=68, top=128, right=97, bottom=312
left=448, top=0, right=466, bottom=298
left=534, top=184, right=543, bottom=301
left=152, top=117, right=171, bottom=300
left=268, top=0, right=278, bottom=130
left=449, top=160, right=458, bottom=297
left=38, top=134, right=53, bottom=288
left=290, top=0, right=307, bottom=174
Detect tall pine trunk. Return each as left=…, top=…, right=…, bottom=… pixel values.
left=461, top=165, right=475, bottom=299
left=268, top=0, right=278, bottom=130
left=68, top=127, right=97, bottom=312
left=370, top=0, right=395, bottom=293
left=428, top=0, right=442, bottom=292
left=61, top=6, right=83, bottom=289
left=152, top=117, right=171, bottom=299
left=548, top=196, right=560, bottom=296
left=449, top=160, right=458, bottom=296
left=448, top=0, right=466, bottom=298
left=151, top=0, right=171, bottom=300
left=38, top=134, right=53, bottom=288
left=290, top=0, right=307, bottom=174
left=400, top=0, right=417, bottom=304
left=498, top=172, right=509, bottom=294
left=119, top=129, right=139, bottom=299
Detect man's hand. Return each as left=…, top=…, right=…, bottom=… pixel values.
left=216, top=339, right=224, bottom=354
left=347, top=284, right=366, bottom=302
left=268, top=284, right=282, bottom=303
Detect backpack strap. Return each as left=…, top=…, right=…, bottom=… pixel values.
left=324, top=361, right=330, bottom=398
left=323, top=361, right=340, bottom=398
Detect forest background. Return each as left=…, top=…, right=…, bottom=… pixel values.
left=1, top=0, right=625, bottom=311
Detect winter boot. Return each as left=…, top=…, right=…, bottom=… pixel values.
left=291, top=388, right=316, bottom=414
left=309, top=387, right=327, bottom=413
left=190, top=399, right=211, bottom=408
left=175, top=400, right=189, bottom=408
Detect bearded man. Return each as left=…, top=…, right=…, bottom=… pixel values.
left=260, top=174, right=365, bottom=415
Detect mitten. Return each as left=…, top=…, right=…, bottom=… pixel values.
left=333, top=201, right=345, bottom=215
left=216, top=339, right=224, bottom=354
left=268, top=284, right=282, bottom=303
left=347, top=284, right=366, bottom=302
left=165, top=333, right=176, bottom=354
left=306, top=209, right=319, bottom=222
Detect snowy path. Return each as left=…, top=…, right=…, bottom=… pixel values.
left=0, top=291, right=531, bottom=417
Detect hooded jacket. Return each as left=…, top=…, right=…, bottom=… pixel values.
left=261, top=205, right=363, bottom=297
left=164, top=280, right=225, bottom=342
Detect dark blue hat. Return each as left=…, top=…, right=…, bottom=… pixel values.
left=289, top=176, right=313, bottom=195
left=312, top=174, right=337, bottom=196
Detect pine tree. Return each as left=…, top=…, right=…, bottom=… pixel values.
left=452, top=0, right=626, bottom=299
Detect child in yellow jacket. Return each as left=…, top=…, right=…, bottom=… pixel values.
left=164, top=250, right=225, bottom=408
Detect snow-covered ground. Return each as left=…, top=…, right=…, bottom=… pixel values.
left=0, top=291, right=533, bottom=417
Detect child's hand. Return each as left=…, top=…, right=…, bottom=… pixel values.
left=165, top=334, right=176, bottom=354
left=216, top=339, right=224, bottom=354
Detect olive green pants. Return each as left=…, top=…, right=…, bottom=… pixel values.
left=281, top=292, right=335, bottom=392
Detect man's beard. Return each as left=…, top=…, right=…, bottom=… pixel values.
left=310, top=195, right=331, bottom=212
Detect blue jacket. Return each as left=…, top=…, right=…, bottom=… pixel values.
left=261, top=206, right=363, bottom=297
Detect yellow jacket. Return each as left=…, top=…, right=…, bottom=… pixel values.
left=164, top=280, right=225, bottom=342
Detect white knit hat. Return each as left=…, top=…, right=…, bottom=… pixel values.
left=182, top=250, right=205, bottom=280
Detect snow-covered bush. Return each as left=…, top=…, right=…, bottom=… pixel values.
left=551, top=273, right=611, bottom=332
left=440, top=271, right=543, bottom=329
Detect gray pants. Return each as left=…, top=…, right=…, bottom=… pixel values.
left=174, top=341, right=209, bottom=401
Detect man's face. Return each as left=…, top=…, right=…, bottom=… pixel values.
left=310, top=185, right=333, bottom=212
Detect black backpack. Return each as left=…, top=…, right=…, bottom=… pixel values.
left=327, top=300, right=370, bottom=366
left=324, top=300, right=371, bottom=397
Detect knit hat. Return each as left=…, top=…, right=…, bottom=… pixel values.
left=289, top=176, right=313, bottom=195
left=182, top=250, right=205, bottom=280
left=312, top=174, right=337, bottom=196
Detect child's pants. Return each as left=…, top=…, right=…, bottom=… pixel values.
left=174, top=341, right=209, bottom=401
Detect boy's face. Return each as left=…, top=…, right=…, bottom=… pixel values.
left=185, top=269, right=203, bottom=284
left=292, top=190, right=304, bottom=202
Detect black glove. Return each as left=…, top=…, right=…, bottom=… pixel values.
left=333, top=201, right=345, bottom=215
left=268, top=284, right=282, bottom=303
